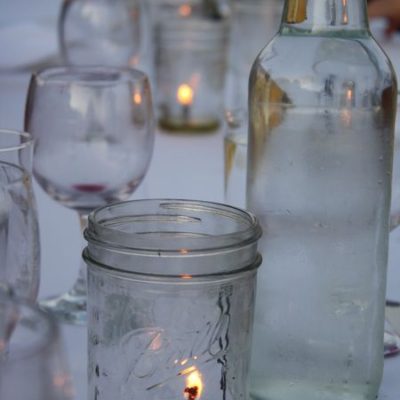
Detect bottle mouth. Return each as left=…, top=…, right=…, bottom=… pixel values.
left=84, top=199, right=262, bottom=278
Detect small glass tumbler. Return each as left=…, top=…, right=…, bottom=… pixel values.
left=0, top=130, right=40, bottom=301
left=155, top=19, right=229, bottom=132
left=224, top=0, right=283, bottom=113
left=0, top=289, right=74, bottom=400
left=83, top=199, right=262, bottom=400
left=59, top=0, right=141, bottom=67
left=224, top=109, right=248, bottom=209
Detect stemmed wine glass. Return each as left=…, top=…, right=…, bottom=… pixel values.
left=24, top=66, right=155, bottom=324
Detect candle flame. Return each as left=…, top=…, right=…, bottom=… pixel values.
left=177, top=84, right=194, bottom=106
left=133, top=90, right=142, bottom=105
left=346, top=88, right=353, bottom=102
left=342, top=0, right=348, bottom=24
left=179, top=4, right=192, bottom=17
left=184, top=369, right=203, bottom=400
left=129, top=55, right=140, bottom=68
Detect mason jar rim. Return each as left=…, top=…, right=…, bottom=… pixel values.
left=84, top=199, right=262, bottom=278
left=86, top=198, right=261, bottom=252
left=0, top=129, right=33, bottom=153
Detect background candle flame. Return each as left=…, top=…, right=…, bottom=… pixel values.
left=133, top=90, right=142, bottom=105
left=177, top=84, right=194, bottom=106
left=179, top=4, right=192, bottom=17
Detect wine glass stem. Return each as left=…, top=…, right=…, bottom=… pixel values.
left=68, top=212, right=89, bottom=298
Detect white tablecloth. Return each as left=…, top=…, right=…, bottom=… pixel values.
left=0, top=2, right=399, bottom=399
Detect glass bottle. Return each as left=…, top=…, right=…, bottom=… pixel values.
left=247, top=1, right=397, bottom=400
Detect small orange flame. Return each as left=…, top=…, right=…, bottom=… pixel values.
left=342, top=0, right=348, bottom=23
left=179, top=4, right=192, bottom=17
left=129, top=55, right=140, bottom=68
left=346, top=88, right=353, bottom=102
left=177, top=84, right=194, bottom=106
left=184, top=369, right=203, bottom=400
left=133, top=90, right=142, bottom=105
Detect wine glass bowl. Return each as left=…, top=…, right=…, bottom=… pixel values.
left=24, top=66, right=154, bottom=323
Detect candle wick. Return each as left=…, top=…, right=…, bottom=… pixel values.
left=182, top=104, right=190, bottom=122
left=184, top=385, right=198, bottom=400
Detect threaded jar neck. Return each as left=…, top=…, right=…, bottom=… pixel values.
left=84, top=199, right=262, bottom=279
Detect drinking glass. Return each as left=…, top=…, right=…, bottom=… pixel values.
left=0, top=289, right=74, bottom=400
left=59, top=0, right=141, bottom=67
left=24, top=66, right=155, bottom=324
left=224, top=0, right=282, bottom=113
left=0, top=129, right=40, bottom=301
left=224, top=108, right=247, bottom=208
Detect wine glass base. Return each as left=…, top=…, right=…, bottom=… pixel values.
left=384, top=331, right=400, bottom=357
left=39, top=292, right=87, bottom=326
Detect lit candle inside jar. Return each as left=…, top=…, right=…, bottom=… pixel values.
left=178, top=4, right=192, bottom=17
left=177, top=83, right=194, bottom=122
left=184, top=369, right=203, bottom=400
left=133, top=89, right=142, bottom=105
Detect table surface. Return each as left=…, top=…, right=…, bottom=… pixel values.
left=0, top=2, right=399, bottom=399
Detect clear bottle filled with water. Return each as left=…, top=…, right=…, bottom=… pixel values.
left=247, top=1, right=397, bottom=399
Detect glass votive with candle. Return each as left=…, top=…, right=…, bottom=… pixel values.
left=141, top=0, right=230, bottom=87
left=155, top=19, right=229, bottom=132
left=83, top=199, right=262, bottom=400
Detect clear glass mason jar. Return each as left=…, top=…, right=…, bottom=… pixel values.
left=83, top=199, right=262, bottom=400
left=155, top=19, right=230, bottom=132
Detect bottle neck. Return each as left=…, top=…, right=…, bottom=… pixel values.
left=281, top=0, right=369, bottom=34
